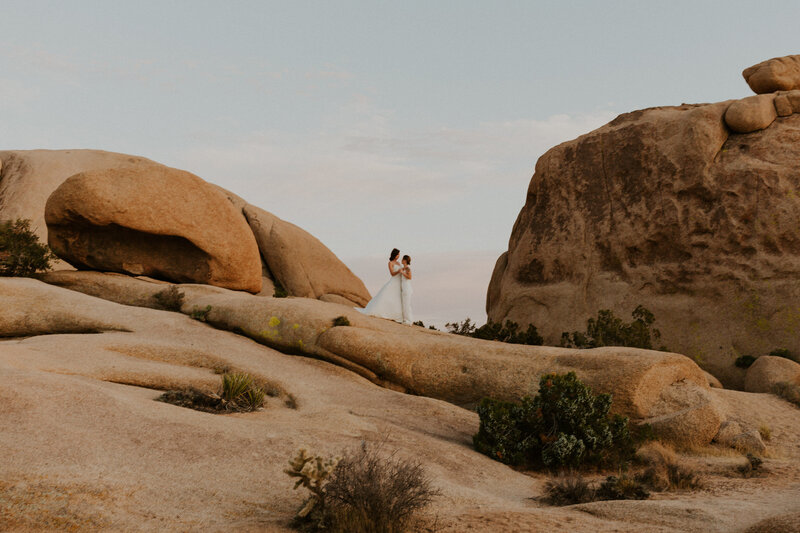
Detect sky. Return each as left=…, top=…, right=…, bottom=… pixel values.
left=2, top=1, right=799, bottom=326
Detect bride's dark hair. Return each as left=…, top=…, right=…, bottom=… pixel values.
left=390, top=248, right=400, bottom=261
left=402, top=255, right=411, bottom=265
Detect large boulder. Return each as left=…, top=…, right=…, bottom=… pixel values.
left=243, top=204, right=370, bottom=306
left=45, top=166, right=262, bottom=293
left=744, top=355, right=800, bottom=393
left=743, top=54, right=800, bottom=94
left=488, top=99, right=800, bottom=389
left=724, top=94, right=776, bottom=132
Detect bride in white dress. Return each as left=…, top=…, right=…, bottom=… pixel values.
left=358, top=248, right=405, bottom=322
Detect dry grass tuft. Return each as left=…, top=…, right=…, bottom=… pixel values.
left=635, top=441, right=703, bottom=491
left=540, top=472, right=595, bottom=506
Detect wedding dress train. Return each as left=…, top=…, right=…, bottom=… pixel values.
left=358, top=262, right=404, bottom=322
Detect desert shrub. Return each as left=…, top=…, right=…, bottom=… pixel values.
left=155, top=388, right=224, bottom=413
left=759, top=424, right=772, bottom=442
left=0, top=218, right=56, bottom=277
left=769, top=348, right=797, bottom=362
left=473, top=372, right=632, bottom=469
left=286, top=449, right=340, bottom=527
left=274, top=280, right=289, bottom=298
left=286, top=442, right=437, bottom=532
left=152, top=285, right=184, bottom=311
left=635, top=442, right=703, bottom=491
left=540, top=472, right=595, bottom=506
left=324, top=442, right=438, bottom=533
left=190, top=305, right=212, bottom=322
left=735, top=355, right=757, bottom=368
left=595, top=474, right=649, bottom=500
left=332, top=316, right=350, bottom=327
left=220, top=372, right=265, bottom=411
left=560, top=305, right=661, bottom=349
left=737, top=453, right=764, bottom=478
left=446, top=318, right=543, bottom=345
left=773, top=382, right=800, bottom=407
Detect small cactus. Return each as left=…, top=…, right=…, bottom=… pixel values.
left=285, top=448, right=340, bottom=522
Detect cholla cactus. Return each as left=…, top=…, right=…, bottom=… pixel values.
left=285, top=448, right=340, bottom=521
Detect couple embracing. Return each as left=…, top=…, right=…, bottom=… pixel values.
left=358, top=248, right=413, bottom=324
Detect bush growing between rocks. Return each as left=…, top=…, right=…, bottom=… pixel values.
left=735, top=355, right=757, bottom=368
left=190, top=305, right=212, bottom=322
left=560, top=305, right=661, bottom=350
left=332, top=316, right=350, bottom=327
left=595, top=474, right=650, bottom=501
left=769, top=348, right=798, bottom=363
left=541, top=472, right=649, bottom=506
left=287, top=441, right=438, bottom=532
left=274, top=280, right=289, bottom=298
left=152, top=285, right=185, bottom=311
left=473, top=372, right=633, bottom=469
left=0, top=219, right=56, bottom=277
left=634, top=441, right=703, bottom=491
left=445, top=318, right=543, bottom=345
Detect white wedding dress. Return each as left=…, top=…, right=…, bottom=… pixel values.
left=401, top=269, right=413, bottom=325
left=358, top=262, right=405, bottom=322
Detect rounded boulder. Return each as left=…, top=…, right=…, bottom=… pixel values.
left=744, top=355, right=800, bottom=393
left=45, top=166, right=262, bottom=293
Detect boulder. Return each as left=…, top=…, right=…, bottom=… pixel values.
left=745, top=513, right=800, bottom=533
left=713, top=420, right=766, bottom=454
left=724, top=94, right=777, bottom=133
left=744, top=355, right=800, bottom=393
left=45, top=166, right=262, bottom=293
left=774, top=93, right=794, bottom=116
left=243, top=204, right=370, bottom=306
left=488, top=102, right=800, bottom=389
left=743, top=55, right=800, bottom=94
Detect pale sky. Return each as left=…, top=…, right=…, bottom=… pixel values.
left=2, top=1, right=798, bottom=326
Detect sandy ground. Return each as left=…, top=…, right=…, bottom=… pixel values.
left=2, top=282, right=800, bottom=531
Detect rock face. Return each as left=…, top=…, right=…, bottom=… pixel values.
left=744, top=55, right=800, bottom=94
left=744, top=355, right=800, bottom=393
left=41, top=270, right=724, bottom=447
left=243, top=205, right=370, bottom=307
left=45, top=166, right=263, bottom=293
left=488, top=100, right=800, bottom=388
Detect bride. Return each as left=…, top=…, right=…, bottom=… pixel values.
left=358, top=248, right=411, bottom=323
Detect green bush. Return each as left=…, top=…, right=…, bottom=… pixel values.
left=473, top=372, right=632, bottom=469
left=190, top=305, right=212, bottom=322
left=0, top=219, right=56, bottom=277
left=152, top=285, right=185, bottom=311
left=274, top=280, right=288, bottom=298
left=561, top=305, right=661, bottom=349
left=446, top=318, right=543, bottom=345
left=735, top=355, right=757, bottom=368
left=769, top=348, right=797, bottom=362
left=332, top=316, right=350, bottom=327
left=220, top=372, right=265, bottom=411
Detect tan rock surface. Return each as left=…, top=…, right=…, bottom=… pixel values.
left=41, top=271, right=721, bottom=446
left=3, top=278, right=800, bottom=531
left=743, top=54, right=800, bottom=94
left=45, top=166, right=262, bottom=292
left=243, top=204, right=370, bottom=306
left=724, top=94, right=777, bottom=132
left=744, top=355, right=800, bottom=393
left=488, top=101, right=800, bottom=389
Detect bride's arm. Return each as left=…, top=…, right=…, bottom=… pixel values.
left=388, top=262, right=400, bottom=275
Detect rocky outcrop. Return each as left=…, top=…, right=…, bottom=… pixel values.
left=45, top=166, right=263, bottom=293
left=744, top=356, right=800, bottom=393
left=243, top=205, right=370, bottom=307
left=744, top=54, right=800, bottom=94
left=488, top=97, right=800, bottom=389
left=41, top=271, right=723, bottom=447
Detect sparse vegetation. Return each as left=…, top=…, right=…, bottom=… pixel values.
left=560, top=305, right=661, bottom=349
left=769, top=348, right=798, bottom=363
left=0, top=218, right=57, bottom=277
left=735, top=355, right=757, bottom=368
left=737, top=453, right=764, bottom=478
left=635, top=442, right=703, bottom=491
left=156, top=372, right=266, bottom=413
left=473, top=372, right=633, bottom=469
left=773, top=381, right=800, bottom=407
left=287, top=441, right=438, bottom=532
left=541, top=472, right=595, bottom=505
left=152, top=285, right=185, bottom=311
left=445, top=318, right=543, bottom=345
left=332, top=316, right=350, bottom=327
left=190, top=305, right=212, bottom=322
left=274, top=280, right=289, bottom=298
left=595, top=474, right=650, bottom=500
left=412, top=320, right=439, bottom=330
left=759, top=424, right=772, bottom=442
